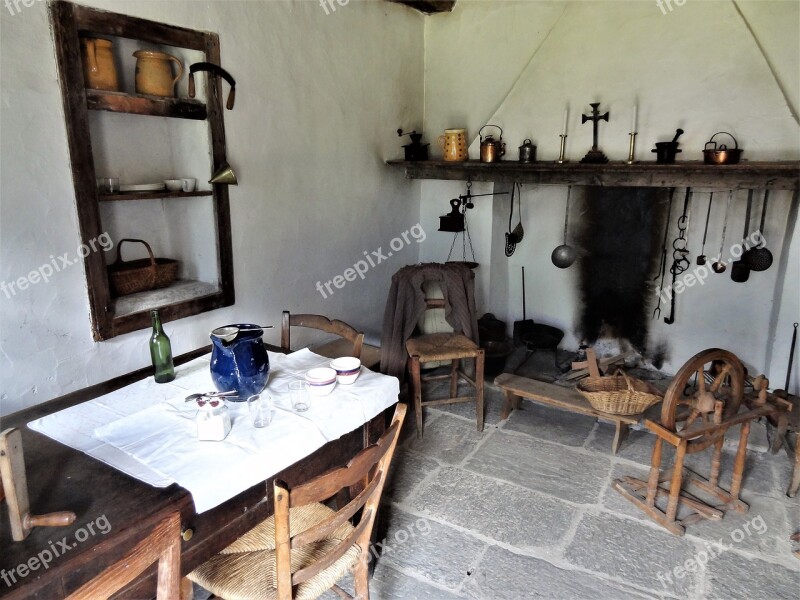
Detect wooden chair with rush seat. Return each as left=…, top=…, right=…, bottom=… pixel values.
left=281, top=311, right=381, bottom=370
left=187, top=403, right=406, bottom=600
left=406, top=296, right=485, bottom=438
left=65, top=512, right=183, bottom=599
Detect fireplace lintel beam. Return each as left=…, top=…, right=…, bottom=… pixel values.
left=386, top=160, right=800, bottom=190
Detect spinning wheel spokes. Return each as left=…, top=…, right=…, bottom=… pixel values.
left=709, top=364, right=732, bottom=393
left=661, top=349, right=744, bottom=444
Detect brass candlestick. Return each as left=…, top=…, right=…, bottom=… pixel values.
left=627, top=132, right=637, bottom=164
left=556, top=134, right=568, bottom=164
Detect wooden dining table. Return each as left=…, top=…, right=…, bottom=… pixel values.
left=0, top=346, right=394, bottom=599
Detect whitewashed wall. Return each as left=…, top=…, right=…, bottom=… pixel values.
left=419, top=0, right=800, bottom=388
left=0, top=0, right=425, bottom=415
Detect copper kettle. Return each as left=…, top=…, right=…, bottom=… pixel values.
left=480, top=125, right=505, bottom=163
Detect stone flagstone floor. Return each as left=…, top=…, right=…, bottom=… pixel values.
left=196, top=377, right=800, bottom=600
left=356, top=380, right=800, bottom=600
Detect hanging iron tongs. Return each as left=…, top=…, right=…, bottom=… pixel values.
left=189, top=62, right=237, bottom=110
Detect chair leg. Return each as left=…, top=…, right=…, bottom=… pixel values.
left=449, top=359, right=460, bottom=398
left=409, top=355, right=423, bottom=438
left=353, top=551, right=370, bottom=600
left=789, top=434, right=800, bottom=498
left=475, top=349, right=485, bottom=432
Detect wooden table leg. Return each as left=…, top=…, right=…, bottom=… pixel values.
left=612, top=422, right=630, bottom=454
left=500, top=389, right=520, bottom=420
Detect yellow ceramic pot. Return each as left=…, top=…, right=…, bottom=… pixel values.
left=133, top=50, right=183, bottom=97
left=81, top=38, right=119, bottom=92
left=437, top=129, right=468, bottom=162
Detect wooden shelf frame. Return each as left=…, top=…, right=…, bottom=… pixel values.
left=86, top=90, right=207, bottom=120
left=51, top=1, right=235, bottom=340
left=387, top=160, right=800, bottom=190
left=99, top=191, right=214, bottom=202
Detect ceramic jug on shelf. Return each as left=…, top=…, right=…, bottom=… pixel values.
left=133, top=50, right=183, bottom=97
left=437, top=129, right=468, bottom=162
left=210, top=325, right=270, bottom=400
left=81, top=38, right=119, bottom=92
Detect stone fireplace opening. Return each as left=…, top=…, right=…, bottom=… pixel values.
left=575, top=186, right=668, bottom=354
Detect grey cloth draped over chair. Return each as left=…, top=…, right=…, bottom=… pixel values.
left=380, top=262, right=479, bottom=378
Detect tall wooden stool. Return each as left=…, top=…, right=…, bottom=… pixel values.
left=406, top=298, right=485, bottom=438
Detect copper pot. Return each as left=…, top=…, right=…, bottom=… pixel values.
left=703, top=132, right=743, bottom=165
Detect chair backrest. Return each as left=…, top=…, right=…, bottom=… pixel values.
left=65, top=512, right=181, bottom=600
left=281, top=311, right=365, bottom=358
left=273, top=403, right=406, bottom=599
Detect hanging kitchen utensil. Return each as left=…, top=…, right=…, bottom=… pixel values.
left=513, top=266, right=536, bottom=345
left=444, top=182, right=508, bottom=265
left=743, top=190, right=773, bottom=272
left=551, top=186, right=576, bottom=268
left=209, top=161, right=238, bottom=185
left=697, top=192, right=714, bottom=265
left=439, top=198, right=465, bottom=232
left=730, top=190, right=753, bottom=282
left=653, top=188, right=676, bottom=320
left=786, top=322, right=798, bottom=391
left=703, top=132, right=743, bottom=165
left=712, top=190, right=733, bottom=273
left=479, top=125, right=505, bottom=163
left=189, top=62, right=237, bottom=110
left=505, top=183, right=524, bottom=257
left=664, top=187, right=692, bottom=325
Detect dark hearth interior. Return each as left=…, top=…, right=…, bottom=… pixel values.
left=576, top=187, right=666, bottom=349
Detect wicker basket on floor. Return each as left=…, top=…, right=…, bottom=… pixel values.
left=577, top=370, right=662, bottom=415
left=108, top=238, right=178, bottom=297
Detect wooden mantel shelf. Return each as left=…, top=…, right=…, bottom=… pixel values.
left=386, top=159, right=800, bottom=190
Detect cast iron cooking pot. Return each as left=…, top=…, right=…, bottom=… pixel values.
left=703, top=132, right=743, bottom=165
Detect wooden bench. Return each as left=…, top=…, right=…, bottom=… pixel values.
left=494, top=373, right=645, bottom=454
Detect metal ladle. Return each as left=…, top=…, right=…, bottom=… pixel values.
left=712, top=190, right=733, bottom=273
left=551, top=186, right=576, bottom=269
left=212, top=325, right=273, bottom=343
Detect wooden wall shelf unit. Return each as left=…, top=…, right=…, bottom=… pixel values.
left=51, top=1, right=235, bottom=340
left=99, top=191, right=214, bottom=202
left=86, top=90, right=207, bottom=120
left=387, top=160, right=800, bottom=190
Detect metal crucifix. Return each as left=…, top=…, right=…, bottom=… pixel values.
left=580, top=102, right=609, bottom=163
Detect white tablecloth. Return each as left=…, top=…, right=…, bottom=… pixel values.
left=28, top=349, right=399, bottom=513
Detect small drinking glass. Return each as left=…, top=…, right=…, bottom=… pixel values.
left=248, top=393, right=273, bottom=428
left=288, top=381, right=310, bottom=412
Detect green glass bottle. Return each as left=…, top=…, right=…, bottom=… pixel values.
left=149, top=309, right=175, bottom=383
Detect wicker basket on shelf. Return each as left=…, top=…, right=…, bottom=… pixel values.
left=108, top=238, right=178, bottom=297
left=577, top=370, right=662, bottom=415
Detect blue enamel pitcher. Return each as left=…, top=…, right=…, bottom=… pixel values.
left=210, top=324, right=270, bottom=401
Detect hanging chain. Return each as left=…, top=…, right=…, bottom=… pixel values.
left=670, top=187, right=692, bottom=276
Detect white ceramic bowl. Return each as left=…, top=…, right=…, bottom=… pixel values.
left=330, top=357, right=361, bottom=385
left=164, top=179, right=183, bottom=192
left=305, top=367, right=337, bottom=397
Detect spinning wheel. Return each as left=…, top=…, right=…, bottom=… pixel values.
left=661, top=349, right=744, bottom=452
left=612, top=348, right=787, bottom=536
